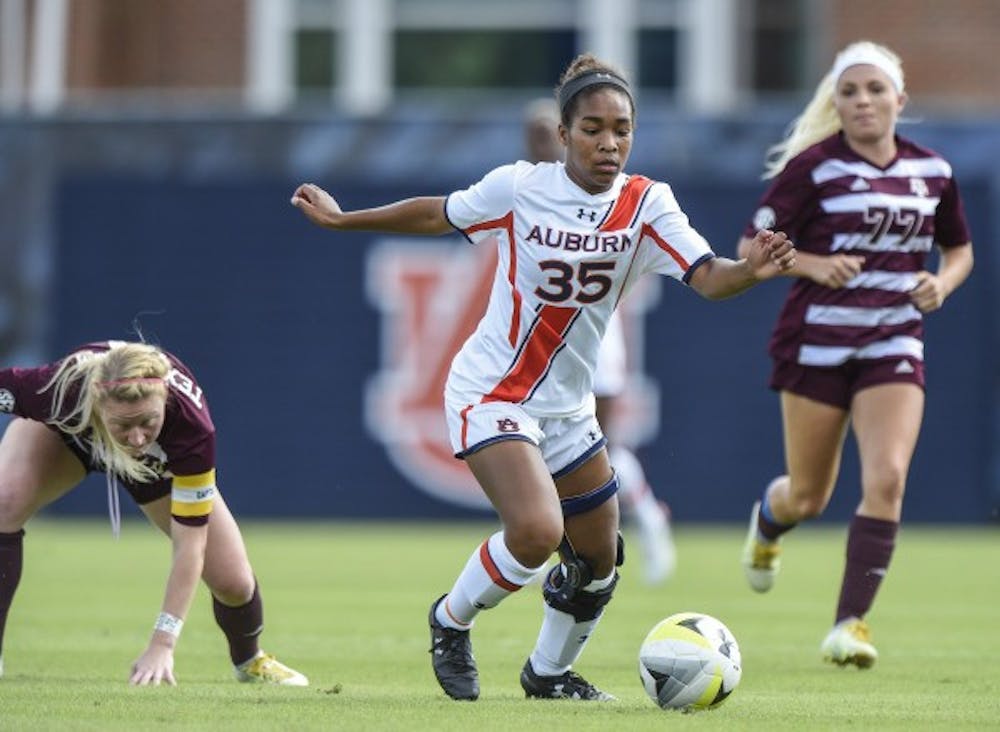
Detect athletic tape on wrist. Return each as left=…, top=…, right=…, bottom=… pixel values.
left=154, top=611, right=184, bottom=637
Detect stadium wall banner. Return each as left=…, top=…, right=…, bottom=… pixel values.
left=43, top=177, right=997, bottom=522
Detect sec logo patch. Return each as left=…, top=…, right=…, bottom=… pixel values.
left=752, top=206, right=776, bottom=231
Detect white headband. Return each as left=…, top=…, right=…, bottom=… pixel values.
left=830, top=46, right=904, bottom=93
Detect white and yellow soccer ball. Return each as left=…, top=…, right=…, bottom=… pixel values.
left=638, top=611, right=742, bottom=711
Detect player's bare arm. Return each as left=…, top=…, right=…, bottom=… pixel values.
left=691, top=230, right=795, bottom=299
left=291, top=183, right=451, bottom=235
left=791, top=251, right=865, bottom=288
left=739, top=235, right=865, bottom=288
left=909, top=242, right=973, bottom=313
left=130, top=520, right=208, bottom=686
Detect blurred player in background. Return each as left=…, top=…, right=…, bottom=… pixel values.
left=293, top=53, right=793, bottom=702
left=0, top=341, right=308, bottom=686
left=738, top=41, right=974, bottom=668
left=524, top=98, right=676, bottom=586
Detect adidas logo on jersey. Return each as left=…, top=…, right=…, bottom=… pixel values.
left=894, top=360, right=914, bottom=374
left=850, top=177, right=870, bottom=191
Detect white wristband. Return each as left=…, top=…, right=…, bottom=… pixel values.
left=154, top=612, right=184, bottom=637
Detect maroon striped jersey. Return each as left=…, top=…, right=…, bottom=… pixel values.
left=0, top=342, right=215, bottom=488
left=744, top=132, right=970, bottom=367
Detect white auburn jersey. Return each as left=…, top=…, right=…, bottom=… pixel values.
left=444, top=160, right=715, bottom=417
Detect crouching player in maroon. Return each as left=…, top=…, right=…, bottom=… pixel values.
left=0, top=341, right=308, bottom=686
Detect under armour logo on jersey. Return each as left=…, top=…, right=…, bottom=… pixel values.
left=577, top=208, right=597, bottom=222
left=496, top=418, right=520, bottom=433
left=894, top=360, right=915, bottom=374
left=850, top=177, right=870, bottom=191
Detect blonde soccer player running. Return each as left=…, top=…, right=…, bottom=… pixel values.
left=737, top=41, right=973, bottom=668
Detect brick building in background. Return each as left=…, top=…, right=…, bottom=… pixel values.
left=2, top=0, right=997, bottom=116
left=828, top=0, right=1000, bottom=110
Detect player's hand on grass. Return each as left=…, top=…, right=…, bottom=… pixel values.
left=129, top=642, right=176, bottom=686
left=290, top=183, right=344, bottom=229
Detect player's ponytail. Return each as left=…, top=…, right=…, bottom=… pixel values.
left=762, top=71, right=839, bottom=179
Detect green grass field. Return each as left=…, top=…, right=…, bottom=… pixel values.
left=1, top=518, right=997, bottom=730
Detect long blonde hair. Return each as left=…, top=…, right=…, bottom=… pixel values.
left=44, top=342, right=170, bottom=482
left=763, top=41, right=905, bottom=179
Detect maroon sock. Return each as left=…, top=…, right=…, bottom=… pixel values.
left=213, top=581, right=263, bottom=666
left=835, top=515, right=898, bottom=624
left=0, top=530, right=25, bottom=657
left=757, top=495, right=796, bottom=542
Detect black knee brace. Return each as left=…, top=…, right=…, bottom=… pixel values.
left=543, top=565, right=619, bottom=622
left=542, top=533, right=624, bottom=622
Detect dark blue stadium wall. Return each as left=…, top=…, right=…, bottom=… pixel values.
left=48, top=173, right=996, bottom=522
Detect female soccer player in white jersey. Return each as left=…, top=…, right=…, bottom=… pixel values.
left=525, top=97, right=676, bottom=586
left=737, top=41, right=974, bottom=669
left=292, top=53, right=795, bottom=701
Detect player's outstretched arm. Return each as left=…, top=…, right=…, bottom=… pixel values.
left=290, top=183, right=451, bottom=235
left=129, top=521, right=208, bottom=686
left=689, top=230, right=795, bottom=300
left=738, top=235, right=865, bottom=289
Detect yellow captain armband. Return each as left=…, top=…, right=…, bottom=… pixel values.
left=170, top=469, right=217, bottom=519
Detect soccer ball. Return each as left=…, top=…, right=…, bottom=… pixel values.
left=638, top=611, right=742, bottom=711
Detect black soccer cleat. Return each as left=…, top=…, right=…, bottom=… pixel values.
left=428, top=595, right=479, bottom=700
left=519, top=659, right=616, bottom=701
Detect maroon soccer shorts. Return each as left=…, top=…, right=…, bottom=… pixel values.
left=770, top=356, right=925, bottom=410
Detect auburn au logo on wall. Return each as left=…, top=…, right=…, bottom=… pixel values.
left=364, top=237, right=661, bottom=510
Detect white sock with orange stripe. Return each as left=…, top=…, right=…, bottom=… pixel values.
left=435, top=531, right=546, bottom=630
left=529, top=570, right=616, bottom=675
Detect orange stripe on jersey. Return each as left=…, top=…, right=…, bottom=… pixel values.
left=479, top=540, right=520, bottom=592
left=600, top=175, right=655, bottom=231
left=466, top=212, right=520, bottom=347
left=482, top=305, right=577, bottom=404
left=459, top=403, right=474, bottom=451
left=641, top=222, right=692, bottom=270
